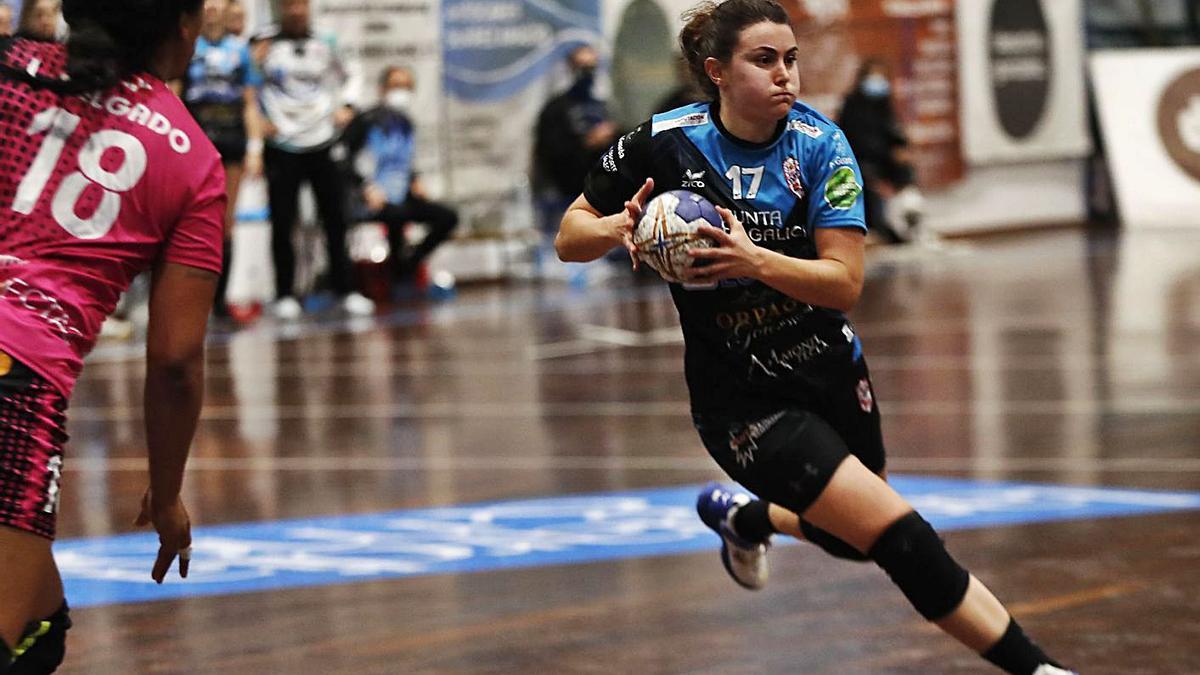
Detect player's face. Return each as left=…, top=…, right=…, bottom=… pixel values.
left=226, top=4, right=245, bottom=35
left=712, top=21, right=799, bottom=123
left=204, top=0, right=229, bottom=27
left=279, top=0, right=310, bottom=34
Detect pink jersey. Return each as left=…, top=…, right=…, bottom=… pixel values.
left=0, top=39, right=226, bottom=398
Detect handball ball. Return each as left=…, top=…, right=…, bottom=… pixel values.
left=633, top=190, right=722, bottom=283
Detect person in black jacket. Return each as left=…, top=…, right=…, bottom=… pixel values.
left=532, top=45, right=618, bottom=240
left=341, top=66, right=458, bottom=282
left=837, top=58, right=914, bottom=244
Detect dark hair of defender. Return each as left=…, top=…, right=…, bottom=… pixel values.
left=60, top=0, right=204, bottom=91
left=678, top=0, right=791, bottom=100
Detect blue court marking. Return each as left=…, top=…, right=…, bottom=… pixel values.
left=56, top=476, right=1200, bottom=608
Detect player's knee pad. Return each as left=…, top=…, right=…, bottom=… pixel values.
left=9, top=603, right=70, bottom=675
left=800, top=520, right=870, bottom=562
left=869, top=511, right=969, bottom=621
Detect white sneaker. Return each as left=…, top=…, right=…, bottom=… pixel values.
left=1033, top=666, right=1077, bottom=675
left=271, top=297, right=303, bottom=321
left=341, top=292, right=375, bottom=316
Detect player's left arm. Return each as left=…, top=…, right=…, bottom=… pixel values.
left=687, top=124, right=867, bottom=311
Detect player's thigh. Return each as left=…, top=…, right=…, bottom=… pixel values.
left=801, top=455, right=912, bottom=555
left=694, top=408, right=852, bottom=515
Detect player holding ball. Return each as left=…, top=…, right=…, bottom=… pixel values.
left=554, top=1, right=1074, bottom=673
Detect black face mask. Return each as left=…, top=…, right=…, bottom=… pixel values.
left=568, top=73, right=593, bottom=99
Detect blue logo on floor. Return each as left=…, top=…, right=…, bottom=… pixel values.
left=56, top=476, right=1200, bottom=608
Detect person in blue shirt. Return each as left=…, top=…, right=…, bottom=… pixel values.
left=341, top=66, right=458, bottom=283
left=555, top=1, right=1073, bottom=673
left=181, top=0, right=263, bottom=318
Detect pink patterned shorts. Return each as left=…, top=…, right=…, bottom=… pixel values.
left=0, top=350, right=68, bottom=540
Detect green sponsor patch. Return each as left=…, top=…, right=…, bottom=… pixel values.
left=824, top=166, right=861, bottom=210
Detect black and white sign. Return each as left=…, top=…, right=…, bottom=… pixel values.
left=958, top=0, right=1089, bottom=163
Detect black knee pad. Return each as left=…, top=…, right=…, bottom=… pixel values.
left=800, top=520, right=870, bottom=562
left=9, top=603, right=70, bottom=675
left=869, top=512, right=969, bottom=621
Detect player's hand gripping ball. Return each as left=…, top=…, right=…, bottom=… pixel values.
left=633, top=190, right=722, bottom=283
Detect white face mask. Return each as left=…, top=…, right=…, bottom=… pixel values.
left=384, top=88, right=413, bottom=113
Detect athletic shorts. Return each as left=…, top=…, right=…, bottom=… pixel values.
left=693, top=356, right=885, bottom=515
left=0, top=351, right=68, bottom=540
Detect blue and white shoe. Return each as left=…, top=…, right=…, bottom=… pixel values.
left=696, top=482, right=770, bottom=590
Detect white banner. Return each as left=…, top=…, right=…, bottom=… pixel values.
left=1090, top=49, right=1200, bottom=230
left=957, top=0, right=1090, bottom=164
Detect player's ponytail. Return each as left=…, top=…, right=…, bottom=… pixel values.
left=679, top=0, right=791, bottom=100
left=61, top=0, right=203, bottom=91
left=62, top=14, right=124, bottom=92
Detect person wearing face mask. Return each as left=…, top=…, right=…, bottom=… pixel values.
left=837, top=58, right=915, bottom=244
left=531, top=44, right=619, bottom=273
left=340, top=66, right=459, bottom=285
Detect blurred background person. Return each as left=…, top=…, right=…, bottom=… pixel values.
left=254, top=0, right=373, bottom=319
left=654, top=55, right=703, bottom=114
left=17, top=0, right=59, bottom=41
left=531, top=45, right=618, bottom=274
left=341, top=66, right=459, bottom=288
left=837, top=58, right=919, bottom=244
left=225, top=0, right=246, bottom=38
left=181, top=0, right=264, bottom=323
left=0, top=3, right=13, bottom=37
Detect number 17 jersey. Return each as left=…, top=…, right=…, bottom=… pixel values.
left=584, top=101, right=868, bottom=417
left=0, top=39, right=226, bottom=398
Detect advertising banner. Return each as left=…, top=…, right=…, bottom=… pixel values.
left=440, top=0, right=602, bottom=232
left=1091, top=49, right=1200, bottom=229
left=783, top=0, right=963, bottom=188
left=957, top=0, right=1090, bottom=164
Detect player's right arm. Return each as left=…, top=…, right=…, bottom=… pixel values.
left=138, top=261, right=216, bottom=582
left=555, top=124, right=653, bottom=264
left=556, top=180, right=652, bottom=264
left=135, top=151, right=226, bottom=583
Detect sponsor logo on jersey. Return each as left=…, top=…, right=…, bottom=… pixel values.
left=0, top=255, right=26, bottom=268
left=828, top=156, right=855, bottom=168
left=824, top=166, right=862, bottom=210
left=856, top=377, right=874, bottom=413
left=651, top=112, right=709, bottom=136
left=783, top=156, right=805, bottom=199
left=788, top=119, right=823, bottom=138
left=727, top=410, right=787, bottom=468
left=0, top=278, right=83, bottom=341
left=681, top=168, right=706, bottom=188
left=617, top=128, right=638, bottom=160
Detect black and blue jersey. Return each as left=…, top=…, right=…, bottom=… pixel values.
left=584, top=101, right=868, bottom=416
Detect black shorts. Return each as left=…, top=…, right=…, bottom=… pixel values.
left=693, top=356, right=885, bottom=514
left=0, top=351, right=69, bottom=540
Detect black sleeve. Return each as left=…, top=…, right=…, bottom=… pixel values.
left=340, top=109, right=371, bottom=188
left=582, top=121, right=653, bottom=216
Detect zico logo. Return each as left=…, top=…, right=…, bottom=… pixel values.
left=1157, top=67, right=1200, bottom=183
left=824, top=166, right=861, bottom=210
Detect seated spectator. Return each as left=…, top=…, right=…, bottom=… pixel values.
left=341, top=66, right=458, bottom=284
